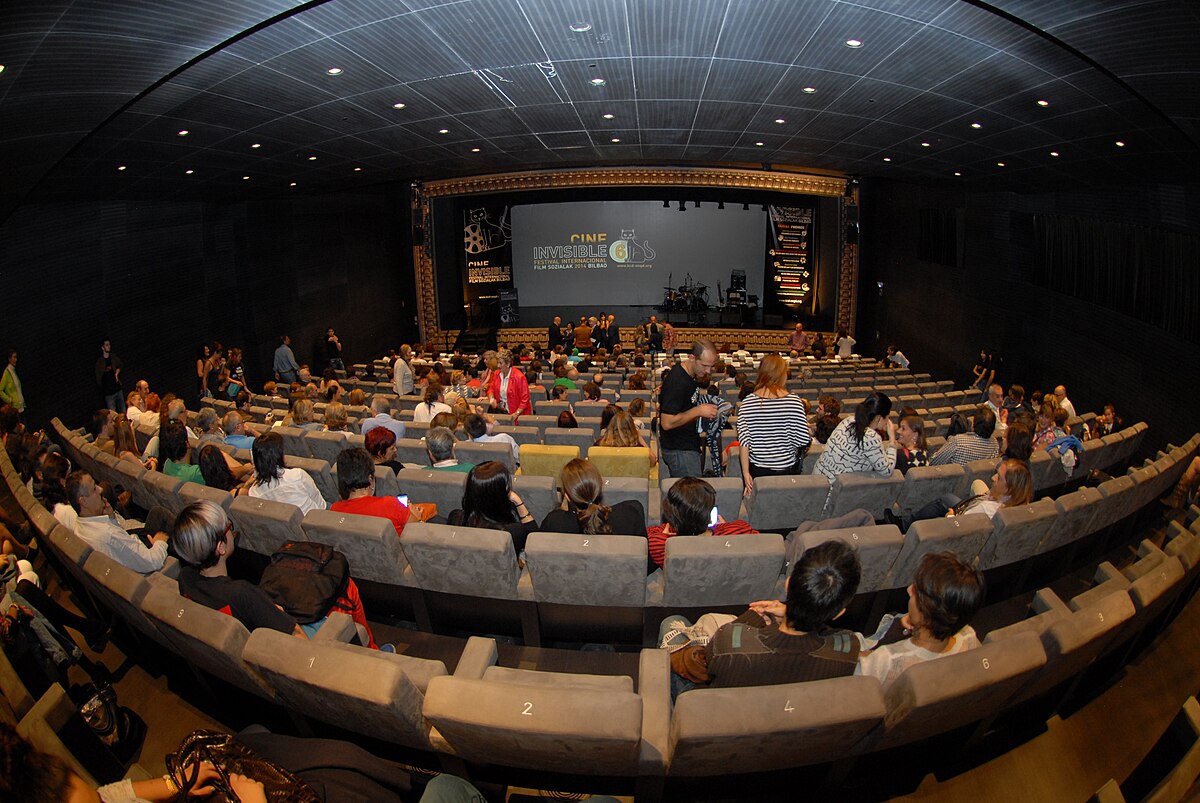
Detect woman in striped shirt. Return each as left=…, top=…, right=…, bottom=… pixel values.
left=736, top=354, right=811, bottom=497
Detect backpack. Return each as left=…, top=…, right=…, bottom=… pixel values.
left=259, top=541, right=349, bottom=624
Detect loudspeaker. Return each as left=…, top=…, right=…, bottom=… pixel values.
left=720, top=310, right=741, bottom=326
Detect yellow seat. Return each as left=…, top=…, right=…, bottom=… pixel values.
left=519, top=444, right=580, bottom=479
left=588, top=446, right=652, bottom=479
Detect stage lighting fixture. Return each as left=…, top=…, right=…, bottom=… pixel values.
left=678, top=200, right=686, bottom=212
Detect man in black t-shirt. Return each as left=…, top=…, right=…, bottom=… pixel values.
left=95, top=339, right=124, bottom=413
left=657, top=338, right=720, bottom=479
left=326, top=327, right=344, bottom=372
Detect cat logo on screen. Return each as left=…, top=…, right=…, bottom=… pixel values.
left=609, top=228, right=656, bottom=264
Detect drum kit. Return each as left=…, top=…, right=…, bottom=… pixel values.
left=659, top=274, right=710, bottom=312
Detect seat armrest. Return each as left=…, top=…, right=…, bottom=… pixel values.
left=1094, top=561, right=1123, bottom=584
left=1031, top=587, right=1069, bottom=616
left=312, top=611, right=356, bottom=642
left=644, top=569, right=664, bottom=606
left=159, top=556, right=181, bottom=580
left=638, top=648, right=671, bottom=775
left=453, top=636, right=499, bottom=679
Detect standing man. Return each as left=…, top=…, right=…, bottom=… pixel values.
left=325, top=327, right=345, bottom=372
left=658, top=339, right=720, bottom=478
left=645, top=315, right=663, bottom=354
left=393, top=344, right=414, bottom=396
left=547, top=316, right=564, bottom=352
left=273, top=335, right=300, bottom=384
left=574, top=318, right=593, bottom=355
left=788, top=323, right=809, bottom=354
left=663, top=322, right=677, bottom=359
left=96, top=339, right=124, bottom=413
left=605, top=314, right=619, bottom=351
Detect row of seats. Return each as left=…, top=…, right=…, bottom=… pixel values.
left=7, top=429, right=1199, bottom=794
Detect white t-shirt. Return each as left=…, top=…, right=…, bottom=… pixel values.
left=856, top=615, right=979, bottom=690
left=412, top=401, right=452, bottom=424
left=474, top=432, right=519, bottom=463
left=248, top=467, right=327, bottom=514
left=75, top=515, right=168, bottom=574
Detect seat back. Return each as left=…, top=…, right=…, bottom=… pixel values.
left=876, top=631, right=1047, bottom=750
left=301, top=508, right=407, bottom=584
left=512, top=475, right=557, bottom=523
left=959, top=458, right=1001, bottom=497
left=282, top=455, right=338, bottom=505
left=884, top=514, right=994, bottom=589
left=894, top=464, right=966, bottom=514
left=544, top=428, right=597, bottom=457
left=588, top=446, right=652, bottom=479
left=82, top=549, right=163, bottom=642
left=745, top=475, right=830, bottom=530
left=492, top=425, right=539, bottom=446
left=179, top=481, right=234, bottom=511
left=243, top=629, right=443, bottom=749
left=141, top=471, right=185, bottom=515
left=1030, top=450, right=1069, bottom=490
left=1094, top=475, right=1137, bottom=530
left=397, top=469, right=468, bottom=515
left=662, top=534, right=784, bottom=606
left=304, top=430, right=347, bottom=464
left=391, top=437, right=429, bottom=466
left=517, top=444, right=579, bottom=479
left=976, top=499, right=1058, bottom=570
left=793, top=525, right=904, bottom=593
left=1040, top=487, right=1103, bottom=554
left=524, top=533, right=648, bottom=606
left=828, top=470, right=904, bottom=517
left=400, top=522, right=524, bottom=600
left=455, top=440, right=515, bottom=472
left=227, top=495, right=306, bottom=556
left=274, top=425, right=311, bottom=458
left=668, top=675, right=886, bottom=775
left=534, top=399, right=572, bottom=416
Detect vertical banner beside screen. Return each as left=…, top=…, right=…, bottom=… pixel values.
left=766, top=206, right=815, bottom=314
left=461, top=204, right=513, bottom=327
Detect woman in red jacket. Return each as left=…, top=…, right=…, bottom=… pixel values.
left=483, top=349, right=532, bottom=419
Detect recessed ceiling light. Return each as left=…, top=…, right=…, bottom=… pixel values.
left=177, top=129, right=189, bottom=136
left=438, top=128, right=449, bottom=134
left=242, top=175, right=250, bottom=180
left=774, top=118, right=785, bottom=124
left=117, top=165, right=126, bottom=171
left=1115, top=140, right=1126, bottom=147
left=953, top=172, right=961, bottom=176
left=970, top=122, right=982, bottom=129
left=471, top=147, right=481, bottom=152
left=590, top=77, right=606, bottom=86
left=569, top=22, right=592, bottom=32
left=185, top=169, right=194, bottom=174
left=845, top=39, right=863, bottom=48
left=392, top=102, right=406, bottom=109
left=0, top=65, right=6, bottom=75
left=354, top=167, right=362, bottom=172
left=308, top=155, right=317, bottom=160
left=920, top=142, right=930, bottom=147
left=1036, top=100, right=1050, bottom=107
left=611, top=137, right=620, bottom=142
left=326, top=67, right=343, bottom=75
left=802, top=87, right=817, bottom=93
left=755, top=141, right=765, bottom=146
left=1050, top=151, right=1060, bottom=157
left=996, top=162, right=1005, bottom=167
left=602, top=113, right=614, bottom=119
left=251, top=143, right=261, bottom=149
left=883, top=157, right=891, bottom=162
left=290, top=182, right=297, bottom=187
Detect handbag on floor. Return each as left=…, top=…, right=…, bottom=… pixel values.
left=165, top=729, right=320, bottom=803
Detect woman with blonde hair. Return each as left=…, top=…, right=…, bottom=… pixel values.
left=540, top=457, right=648, bottom=541
left=323, top=402, right=350, bottom=432
left=597, top=409, right=657, bottom=467
left=288, top=398, right=322, bottom=432
left=736, top=353, right=810, bottom=495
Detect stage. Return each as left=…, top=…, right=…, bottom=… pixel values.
left=445, top=324, right=822, bottom=356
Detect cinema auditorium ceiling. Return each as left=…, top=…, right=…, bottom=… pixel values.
left=2, top=0, right=1197, bottom=221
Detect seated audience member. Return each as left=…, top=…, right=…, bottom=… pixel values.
left=424, top=426, right=473, bottom=472
left=247, top=432, right=326, bottom=513
left=172, top=500, right=375, bottom=646
left=198, top=443, right=253, bottom=496
left=890, top=458, right=1033, bottom=531
left=1004, top=383, right=1033, bottom=417
left=413, top=383, right=452, bottom=424
left=552, top=361, right=577, bottom=390
left=40, top=453, right=78, bottom=530
left=1002, top=421, right=1034, bottom=465
left=856, top=552, right=984, bottom=689
left=196, top=407, right=225, bottom=447
left=945, top=411, right=971, bottom=437
left=90, top=408, right=117, bottom=455
left=661, top=540, right=862, bottom=695
left=556, top=410, right=578, bottom=429
left=885, top=344, right=909, bottom=369
left=64, top=470, right=169, bottom=572
left=581, top=382, right=602, bottom=402
left=360, top=395, right=406, bottom=441
left=1092, top=403, right=1124, bottom=439
left=331, top=447, right=410, bottom=537
left=550, top=384, right=572, bottom=403
left=814, top=392, right=897, bottom=481
left=160, top=420, right=206, bottom=484
left=464, top=412, right=519, bottom=465
left=597, top=403, right=621, bottom=433
left=347, top=387, right=367, bottom=408
left=431, top=409, right=460, bottom=432
left=929, top=405, right=1000, bottom=466
left=812, top=413, right=841, bottom=445
left=222, top=410, right=257, bottom=450
left=627, top=372, right=647, bottom=391
left=365, top=424, right=405, bottom=475
left=1054, top=384, right=1077, bottom=419
left=540, top=458, right=648, bottom=551
left=322, top=402, right=351, bottom=432
left=596, top=409, right=657, bottom=467
left=816, top=394, right=842, bottom=420
left=627, top=398, right=647, bottom=422
left=112, top=413, right=154, bottom=471
left=125, top=390, right=159, bottom=429
left=646, top=477, right=759, bottom=569
left=287, top=398, right=322, bottom=432
left=894, top=414, right=929, bottom=475
left=446, top=461, right=536, bottom=553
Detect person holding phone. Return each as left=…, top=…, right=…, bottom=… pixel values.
left=646, top=477, right=759, bottom=569
left=330, top=448, right=410, bottom=537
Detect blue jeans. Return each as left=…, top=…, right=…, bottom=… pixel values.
left=662, top=449, right=703, bottom=479
left=103, top=392, right=125, bottom=414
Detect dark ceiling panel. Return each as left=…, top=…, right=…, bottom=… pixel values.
left=863, top=27, right=995, bottom=90
left=637, top=100, right=700, bottom=131
left=629, top=0, right=725, bottom=59
left=766, top=67, right=863, bottom=109
left=520, top=0, right=633, bottom=61
left=633, top=57, right=712, bottom=100
left=552, top=57, right=636, bottom=101
left=701, top=59, right=789, bottom=103
left=412, top=0, right=548, bottom=69
left=330, top=15, right=468, bottom=83
left=793, top=3, right=928, bottom=75
left=716, top=0, right=832, bottom=63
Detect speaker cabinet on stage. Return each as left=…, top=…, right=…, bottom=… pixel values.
left=720, top=309, right=742, bottom=326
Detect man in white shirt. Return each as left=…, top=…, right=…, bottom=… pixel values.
left=1054, top=385, right=1077, bottom=419
left=464, top=413, right=519, bottom=465
left=393, top=345, right=414, bottom=396
left=359, top=396, right=407, bottom=441
left=65, top=471, right=168, bottom=573
left=124, top=391, right=159, bottom=430
left=984, top=383, right=1008, bottom=440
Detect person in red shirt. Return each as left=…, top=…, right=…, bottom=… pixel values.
left=647, top=477, right=758, bottom=568
left=330, top=447, right=410, bottom=537
left=482, top=348, right=532, bottom=419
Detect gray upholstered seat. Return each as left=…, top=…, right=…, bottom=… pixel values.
left=544, top=427, right=597, bottom=457
left=282, top=455, right=339, bottom=505
left=455, top=440, right=515, bottom=472
left=422, top=636, right=669, bottom=777
left=304, top=430, right=347, bottom=464
left=82, top=550, right=168, bottom=645
left=1030, top=450, right=1068, bottom=491
left=517, top=415, right=557, bottom=441
left=400, top=522, right=530, bottom=601
left=534, top=399, right=571, bottom=417
left=398, top=469, right=467, bottom=515
left=524, top=532, right=648, bottom=606
left=745, top=474, right=830, bottom=530
left=227, top=494, right=306, bottom=556
left=141, top=471, right=185, bottom=515
left=882, top=514, right=994, bottom=589
left=654, top=533, right=784, bottom=607
left=603, top=477, right=656, bottom=525
left=139, top=584, right=273, bottom=698
left=828, top=470, right=903, bottom=518
left=1039, top=487, right=1103, bottom=555
left=330, top=463, right=402, bottom=498
left=491, top=425, right=539, bottom=445
left=301, top=508, right=408, bottom=585
left=274, top=425, right=311, bottom=458
left=791, top=524, right=903, bottom=593
left=894, top=464, right=965, bottom=515
left=663, top=476, right=745, bottom=524
left=179, top=481, right=234, bottom=511
left=243, top=627, right=444, bottom=749
left=975, top=499, right=1059, bottom=570
left=873, top=630, right=1047, bottom=751
left=48, top=524, right=93, bottom=591
left=668, top=675, right=886, bottom=776
left=391, top=437, right=429, bottom=466
left=958, top=457, right=1001, bottom=497
left=1093, top=475, right=1137, bottom=530
left=512, top=474, right=557, bottom=523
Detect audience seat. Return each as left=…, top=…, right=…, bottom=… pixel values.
left=304, top=430, right=347, bottom=464
left=663, top=476, right=743, bottom=525
left=227, top=495, right=306, bottom=556
left=399, top=470, right=468, bottom=516
left=602, top=477, right=656, bottom=525
left=491, top=425, right=539, bottom=446
left=588, top=446, right=652, bottom=479
left=516, top=444, right=579, bottom=479
left=828, top=470, right=904, bottom=518
left=745, top=475, right=831, bottom=531
left=894, top=464, right=966, bottom=516
left=140, top=471, right=185, bottom=516
left=512, top=474, right=557, bottom=523
left=976, top=499, right=1059, bottom=570
left=400, top=522, right=530, bottom=602
left=1029, top=450, right=1068, bottom=490
left=274, top=426, right=311, bottom=458
left=883, top=514, right=994, bottom=589
left=1039, top=487, right=1103, bottom=556
left=282, top=455, right=339, bottom=505
left=543, top=428, right=597, bottom=457
left=959, top=458, right=1001, bottom=498
left=455, top=440, right=515, bottom=473
left=393, top=437, right=430, bottom=466
left=179, top=481, right=234, bottom=511
left=300, top=509, right=409, bottom=586
left=791, top=524, right=904, bottom=593
left=651, top=533, right=784, bottom=607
